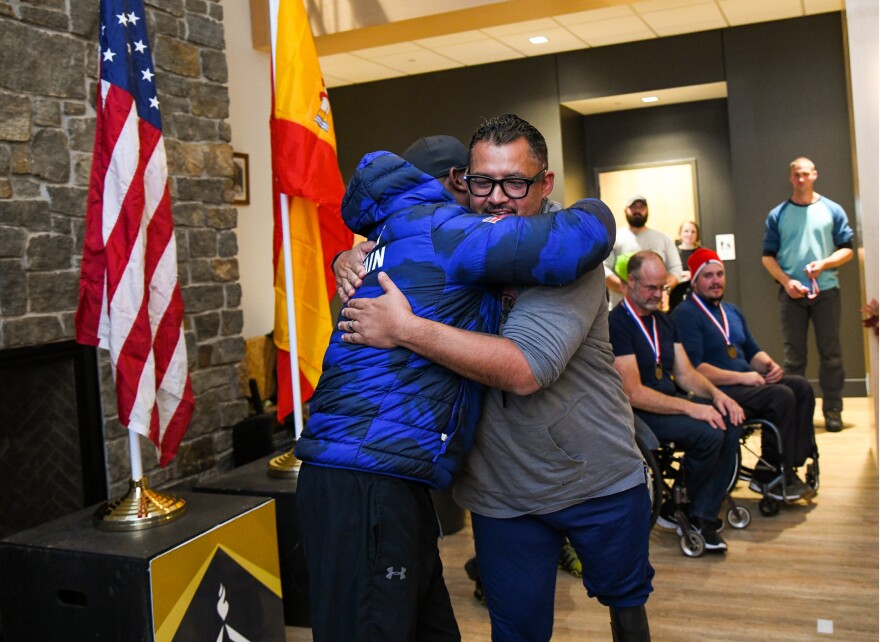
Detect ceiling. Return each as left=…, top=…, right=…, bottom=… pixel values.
left=297, top=0, right=843, bottom=95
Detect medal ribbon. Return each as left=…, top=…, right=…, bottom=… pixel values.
left=691, top=294, right=734, bottom=352
left=623, top=297, right=661, bottom=366
left=805, top=276, right=820, bottom=300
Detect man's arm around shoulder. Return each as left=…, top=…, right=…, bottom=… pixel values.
left=342, top=272, right=539, bottom=395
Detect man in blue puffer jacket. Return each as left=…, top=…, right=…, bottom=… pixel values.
left=295, top=134, right=615, bottom=641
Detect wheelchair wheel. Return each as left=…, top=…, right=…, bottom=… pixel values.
left=725, top=444, right=742, bottom=493
left=759, top=497, right=780, bottom=517
left=635, top=433, right=663, bottom=528
left=679, top=530, right=705, bottom=557
left=726, top=505, right=751, bottom=529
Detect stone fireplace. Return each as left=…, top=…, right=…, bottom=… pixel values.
left=0, top=0, right=250, bottom=535
left=0, top=341, right=105, bottom=539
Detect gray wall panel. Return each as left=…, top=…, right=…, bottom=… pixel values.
left=560, top=105, right=588, bottom=203
left=556, top=31, right=725, bottom=102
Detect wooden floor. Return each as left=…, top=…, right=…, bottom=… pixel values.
left=287, top=397, right=878, bottom=641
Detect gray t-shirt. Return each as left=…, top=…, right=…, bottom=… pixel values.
left=604, top=227, right=683, bottom=308
left=453, top=267, right=646, bottom=518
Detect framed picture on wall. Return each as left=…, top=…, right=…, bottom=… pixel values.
left=232, top=152, right=250, bottom=205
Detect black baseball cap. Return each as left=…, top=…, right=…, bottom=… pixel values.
left=401, top=135, right=468, bottom=178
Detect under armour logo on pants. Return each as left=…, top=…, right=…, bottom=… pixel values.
left=385, top=567, right=406, bottom=580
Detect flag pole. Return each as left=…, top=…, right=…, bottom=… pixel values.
left=130, top=430, right=143, bottom=480
left=279, top=193, right=305, bottom=440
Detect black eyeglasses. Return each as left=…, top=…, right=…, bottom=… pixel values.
left=633, top=278, right=670, bottom=294
left=463, top=168, right=546, bottom=199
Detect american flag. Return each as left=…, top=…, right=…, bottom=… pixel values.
left=76, top=0, right=194, bottom=467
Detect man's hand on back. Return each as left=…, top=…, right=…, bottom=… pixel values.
left=340, top=272, right=412, bottom=349
left=333, top=240, right=376, bottom=302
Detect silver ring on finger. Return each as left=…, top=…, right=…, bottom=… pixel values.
left=348, top=320, right=354, bottom=333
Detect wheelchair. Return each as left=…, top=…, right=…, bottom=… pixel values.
left=634, top=417, right=751, bottom=558
left=726, top=418, right=820, bottom=517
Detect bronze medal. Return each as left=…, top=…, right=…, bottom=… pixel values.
left=655, top=364, right=663, bottom=380
left=727, top=344, right=737, bottom=358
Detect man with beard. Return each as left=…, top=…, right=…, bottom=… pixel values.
left=610, top=250, right=744, bottom=552
left=604, top=195, right=683, bottom=308
left=672, top=248, right=816, bottom=501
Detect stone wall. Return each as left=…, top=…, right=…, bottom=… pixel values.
left=0, top=0, right=249, bottom=496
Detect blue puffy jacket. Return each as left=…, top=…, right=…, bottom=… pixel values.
left=295, top=151, right=615, bottom=489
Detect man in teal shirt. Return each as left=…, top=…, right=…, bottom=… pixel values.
left=761, top=157, right=854, bottom=432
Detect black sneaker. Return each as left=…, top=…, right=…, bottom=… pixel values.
left=824, top=410, right=843, bottom=432
left=693, top=517, right=727, bottom=552
left=785, top=472, right=815, bottom=499
left=655, top=501, right=679, bottom=531
left=750, top=475, right=807, bottom=501
left=464, top=557, right=486, bottom=605
left=752, top=460, right=779, bottom=484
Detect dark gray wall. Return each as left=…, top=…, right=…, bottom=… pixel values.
left=560, top=105, right=588, bottom=203
left=327, top=12, right=865, bottom=389
left=581, top=99, right=739, bottom=304
left=330, top=55, right=564, bottom=195
left=556, top=30, right=725, bottom=101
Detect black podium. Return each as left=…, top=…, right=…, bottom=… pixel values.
left=0, top=493, right=285, bottom=641
left=193, top=455, right=310, bottom=628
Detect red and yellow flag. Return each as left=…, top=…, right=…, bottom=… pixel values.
left=270, top=0, right=352, bottom=423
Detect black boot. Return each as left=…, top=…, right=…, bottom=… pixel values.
left=464, top=557, right=486, bottom=605
left=610, top=605, right=651, bottom=642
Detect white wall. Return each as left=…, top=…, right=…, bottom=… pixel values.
left=223, top=0, right=274, bottom=340
left=845, top=0, right=879, bottom=450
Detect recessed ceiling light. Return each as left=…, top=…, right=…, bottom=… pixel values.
left=641, top=96, right=660, bottom=103
left=529, top=36, right=549, bottom=44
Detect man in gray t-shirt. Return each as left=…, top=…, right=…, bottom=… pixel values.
left=605, top=194, right=683, bottom=308
left=339, top=114, right=653, bottom=642
left=453, top=269, right=646, bottom=518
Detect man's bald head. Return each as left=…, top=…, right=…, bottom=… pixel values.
left=626, top=251, right=668, bottom=313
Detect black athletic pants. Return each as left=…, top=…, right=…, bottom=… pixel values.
left=296, top=463, right=460, bottom=642
left=724, top=375, right=816, bottom=472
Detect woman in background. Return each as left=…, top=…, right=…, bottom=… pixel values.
left=670, top=220, right=701, bottom=310
left=676, top=220, right=701, bottom=282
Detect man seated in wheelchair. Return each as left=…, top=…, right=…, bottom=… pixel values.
left=672, top=248, right=817, bottom=502
left=610, top=250, right=745, bottom=553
